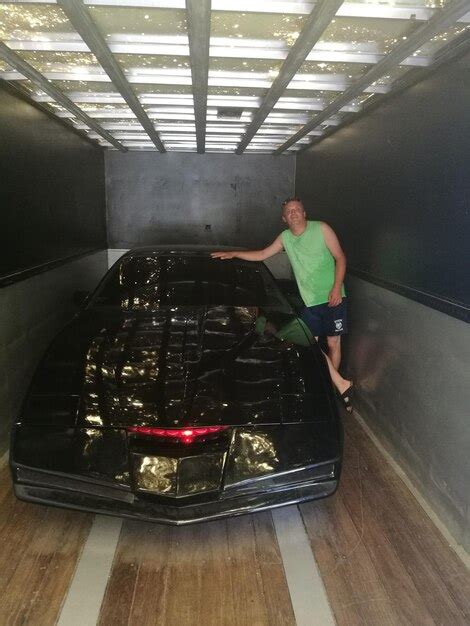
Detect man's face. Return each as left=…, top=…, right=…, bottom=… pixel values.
left=282, top=200, right=306, bottom=228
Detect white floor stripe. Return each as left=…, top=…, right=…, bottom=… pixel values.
left=272, top=505, right=336, bottom=626
left=57, top=515, right=122, bottom=626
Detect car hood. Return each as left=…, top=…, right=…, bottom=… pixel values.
left=26, top=306, right=334, bottom=428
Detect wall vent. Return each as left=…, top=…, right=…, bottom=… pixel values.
left=216, top=107, right=244, bottom=119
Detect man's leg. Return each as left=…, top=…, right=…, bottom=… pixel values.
left=327, top=334, right=341, bottom=370
left=325, top=300, right=347, bottom=371
left=315, top=336, right=351, bottom=396
left=303, top=305, right=353, bottom=408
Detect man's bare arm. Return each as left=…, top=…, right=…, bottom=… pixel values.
left=210, top=236, right=283, bottom=261
left=320, top=222, right=346, bottom=307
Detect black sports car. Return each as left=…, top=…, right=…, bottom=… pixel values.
left=11, top=249, right=342, bottom=524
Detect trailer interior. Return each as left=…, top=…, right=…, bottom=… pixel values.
left=1, top=0, right=469, bottom=623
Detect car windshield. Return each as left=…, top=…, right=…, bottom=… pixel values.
left=89, top=255, right=291, bottom=311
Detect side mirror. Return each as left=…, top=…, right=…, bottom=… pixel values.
left=73, top=290, right=89, bottom=307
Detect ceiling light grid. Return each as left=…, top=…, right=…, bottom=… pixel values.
left=1, top=0, right=469, bottom=152
left=275, top=0, right=470, bottom=153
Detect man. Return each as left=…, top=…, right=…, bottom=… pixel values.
left=211, top=197, right=353, bottom=411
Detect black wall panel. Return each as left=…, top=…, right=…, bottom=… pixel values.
left=0, top=84, right=106, bottom=279
left=106, top=152, right=295, bottom=250
left=295, top=51, right=470, bottom=312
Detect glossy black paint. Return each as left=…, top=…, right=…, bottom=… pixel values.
left=11, top=250, right=342, bottom=523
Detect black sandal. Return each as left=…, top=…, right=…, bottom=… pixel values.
left=340, top=383, right=354, bottom=413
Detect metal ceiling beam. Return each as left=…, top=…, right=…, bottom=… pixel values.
left=185, top=0, right=211, bottom=153
left=0, top=41, right=126, bottom=151
left=275, top=0, right=470, bottom=154
left=0, top=78, right=103, bottom=148
left=235, top=0, right=343, bottom=155
left=57, top=0, right=166, bottom=152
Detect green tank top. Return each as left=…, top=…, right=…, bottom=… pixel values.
left=281, top=221, right=345, bottom=307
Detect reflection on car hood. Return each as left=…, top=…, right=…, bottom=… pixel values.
left=27, top=306, right=333, bottom=428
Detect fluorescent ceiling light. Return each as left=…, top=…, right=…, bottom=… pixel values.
left=0, top=68, right=391, bottom=94
left=5, top=35, right=430, bottom=67
left=63, top=0, right=445, bottom=24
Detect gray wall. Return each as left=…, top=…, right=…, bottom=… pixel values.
left=0, top=251, right=108, bottom=454
left=295, top=52, right=470, bottom=550
left=106, top=152, right=295, bottom=249
left=0, top=83, right=106, bottom=278
left=347, top=276, right=470, bottom=551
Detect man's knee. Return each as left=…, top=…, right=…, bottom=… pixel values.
left=327, top=335, right=340, bottom=348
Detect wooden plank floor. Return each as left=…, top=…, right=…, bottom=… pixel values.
left=301, top=416, right=470, bottom=626
left=0, top=466, right=92, bottom=626
left=0, top=413, right=469, bottom=626
left=98, top=512, right=295, bottom=626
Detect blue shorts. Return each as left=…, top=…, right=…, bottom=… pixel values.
left=301, top=299, right=348, bottom=337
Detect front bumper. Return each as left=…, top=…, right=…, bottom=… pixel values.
left=11, top=420, right=342, bottom=523
left=12, top=463, right=339, bottom=525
